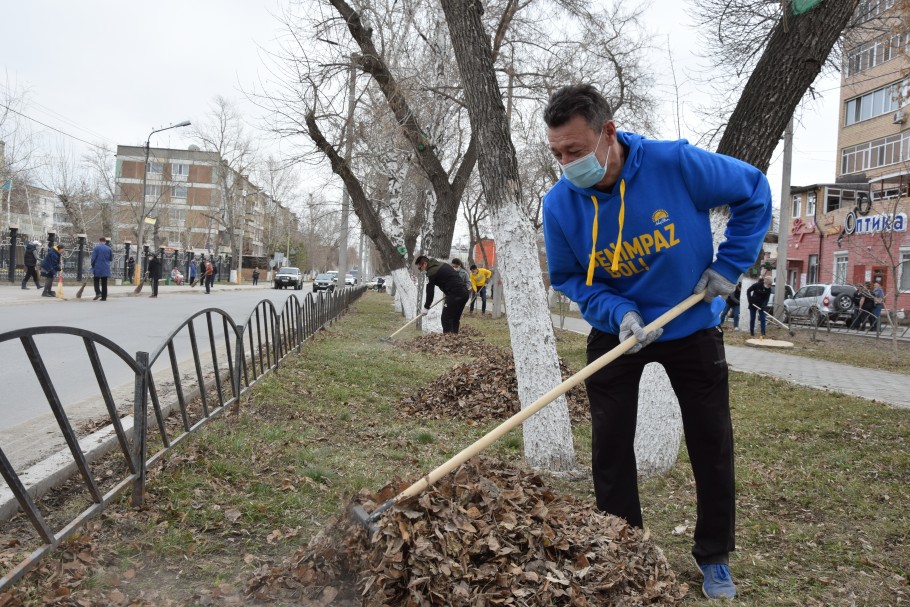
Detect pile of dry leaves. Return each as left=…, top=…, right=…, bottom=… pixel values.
left=247, top=457, right=687, bottom=606
left=400, top=333, right=589, bottom=423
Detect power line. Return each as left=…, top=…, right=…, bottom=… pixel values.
left=0, top=102, right=111, bottom=151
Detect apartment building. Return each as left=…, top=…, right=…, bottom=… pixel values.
left=784, top=0, right=909, bottom=313
left=114, top=145, right=294, bottom=263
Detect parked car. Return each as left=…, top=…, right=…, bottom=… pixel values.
left=782, top=283, right=856, bottom=325
left=764, top=284, right=795, bottom=315
left=273, top=266, right=303, bottom=290
left=312, top=273, right=335, bottom=292
left=343, top=274, right=356, bottom=286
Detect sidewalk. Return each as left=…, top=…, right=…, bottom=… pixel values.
left=553, top=314, right=910, bottom=410
left=0, top=280, right=277, bottom=307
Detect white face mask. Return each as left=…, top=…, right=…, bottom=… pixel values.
left=561, top=130, right=608, bottom=188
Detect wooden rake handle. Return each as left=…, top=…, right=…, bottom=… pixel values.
left=387, top=297, right=446, bottom=339
left=395, top=292, right=705, bottom=502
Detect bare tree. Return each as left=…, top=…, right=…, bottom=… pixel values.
left=83, top=144, right=116, bottom=238
left=193, top=96, right=257, bottom=267
left=440, top=0, right=575, bottom=471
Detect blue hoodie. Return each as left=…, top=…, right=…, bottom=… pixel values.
left=543, top=131, right=772, bottom=341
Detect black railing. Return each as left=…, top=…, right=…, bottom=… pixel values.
left=0, top=286, right=365, bottom=590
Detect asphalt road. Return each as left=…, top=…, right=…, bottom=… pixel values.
left=0, top=284, right=310, bottom=432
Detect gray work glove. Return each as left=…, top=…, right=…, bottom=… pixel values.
left=619, top=311, right=663, bottom=354
left=693, top=268, right=736, bottom=302
left=419, top=306, right=430, bottom=317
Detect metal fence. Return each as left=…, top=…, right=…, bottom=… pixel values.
left=2, top=230, right=234, bottom=284
left=0, top=285, right=366, bottom=590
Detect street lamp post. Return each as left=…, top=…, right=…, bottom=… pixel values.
left=136, top=120, right=191, bottom=283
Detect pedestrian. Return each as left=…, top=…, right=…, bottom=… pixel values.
left=252, top=268, right=260, bottom=286
left=720, top=281, right=741, bottom=331
left=858, top=281, right=876, bottom=331
left=870, top=277, right=885, bottom=332
left=415, top=255, right=471, bottom=334
left=188, top=258, right=198, bottom=286
left=469, top=264, right=493, bottom=315
left=40, top=243, right=65, bottom=298
left=90, top=236, right=113, bottom=301
left=746, top=275, right=772, bottom=338
left=20, top=241, right=41, bottom=289
left=147, top=253, right=162, bottom=298
left=541, top=84, right=771, bottom=600
left=450, top=258, right=471, bottom=292
left=126, top=257, right=135, bottom=284
left=204, top=257, right=214, bottom=294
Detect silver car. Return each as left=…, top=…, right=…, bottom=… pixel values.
left=782, top=283, right=856, bottom=326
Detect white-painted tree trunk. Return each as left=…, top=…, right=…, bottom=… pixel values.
left=390, top=268, right=417, bottom=319
left=491, top=204, right=576, bottom=471
left=634, top=363, right=683, bottom=478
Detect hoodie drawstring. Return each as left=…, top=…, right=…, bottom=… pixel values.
left=586, top=195, right=599, bottom=286
left=611, top=180, right=626, bottom=273
left=586, top=179, right=626, bottom=285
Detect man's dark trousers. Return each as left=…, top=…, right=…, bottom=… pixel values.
left=441, top=293, right=470, bottom=333
left=93, top=276, right=108, bottom=300
left=585, top=326, right=735, bottom=565
left=21, top=266, right=40, bottom=289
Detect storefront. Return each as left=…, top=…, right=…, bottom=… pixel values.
left=784, top=182, right=910, bottom=316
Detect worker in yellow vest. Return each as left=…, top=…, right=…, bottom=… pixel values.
left=469, top=264, right=493, bottom=315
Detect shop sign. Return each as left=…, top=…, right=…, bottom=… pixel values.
left=844, top=212, right=907, bottom=235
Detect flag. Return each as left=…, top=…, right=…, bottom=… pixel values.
left=792, top=0, right=823, bottom=15
left=0, top=179, right=11, bottom=191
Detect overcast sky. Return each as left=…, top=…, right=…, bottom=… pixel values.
left=1, top=0, right=842, bottom=211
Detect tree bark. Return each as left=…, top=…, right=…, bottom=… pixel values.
left=717, top=0, right=860, bottom=170
left=440, top=0, right=575, bottom=471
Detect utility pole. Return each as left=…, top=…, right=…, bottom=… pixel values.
left=774, top=117, right=793, bottom=319
left=338, top=54, right=357, bottom=282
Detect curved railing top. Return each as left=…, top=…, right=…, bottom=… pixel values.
left=0, top=325, right=143, bottom=375
left=240, top=297, right=282, bottom=328
left=147, top=306, right=242, bottom=365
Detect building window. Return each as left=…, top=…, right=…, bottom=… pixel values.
left=825, top=187, right=864, bottom=213
left=172, top=185, right=187, bottom=198
left=172, top=163, right=189, bottom=176
left=900, top=248, right=910, bottom=293
left=834, top=253, right=848, bottom=284
left=146, top=184, right=162, bottom=198
left=806, top=192, right=816, bottom=216
left=808, top=254, right=819, bottom=284
left=147, top=161, right=163, bottom=174
left=841, top=131, right=910, bottom=175
left=170, top=208, right=186, bottom=225
left=792, top=194, right=802, bottom=218
left=843, top=81, right=902, bottom=126
left=856, top=0, right=897, bottom=23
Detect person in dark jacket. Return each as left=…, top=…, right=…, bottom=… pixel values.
left=90, top=237, right=113, bottom=301
left=21, top=241, right=41, bottom=289
left=746, top=275, right=773, bottom=338
left=147, top=254, right=162, bottom=298
left=415, top=255, right=470, bottom=334
left=126, top=257, right=135, bottom=284
left=40, top=243, right=64, bottom=297
left=252, top=268, right=260, bottom=285
left=720, top=282, right=741, bottom=331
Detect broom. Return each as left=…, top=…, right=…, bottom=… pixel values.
left=55, top=274, right=65, bottom=300
left=75, top=280, right=88, bottom=298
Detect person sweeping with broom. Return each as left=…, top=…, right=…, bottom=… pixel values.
left=414, top=256, right=470, bottom=334
left=542, top=84, right=771, bottom=600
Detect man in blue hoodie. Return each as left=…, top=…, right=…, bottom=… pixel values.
left=542, top=84, right=771, bottom=600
